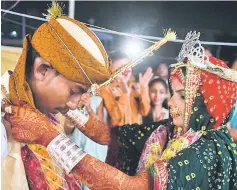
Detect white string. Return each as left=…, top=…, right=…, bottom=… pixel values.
left=2, top=0, right=21, bottom=17
left=1, top=9, right=47, bottom=21
left=1, top=9, right=237, bottom=47
left=47, top=22, right=94, bottom=85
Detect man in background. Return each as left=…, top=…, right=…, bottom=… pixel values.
left=154, top=63, right=169, bottom=83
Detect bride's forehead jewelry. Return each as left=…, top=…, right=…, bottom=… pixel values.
left=170, top=31, right=237, bottom=82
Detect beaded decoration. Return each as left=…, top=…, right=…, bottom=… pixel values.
left=170, top=31, right=237, bottom=131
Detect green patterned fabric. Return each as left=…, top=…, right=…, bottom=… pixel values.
left=150, top=86, right=237, bottom=189
left=166, top=128, right=237, bottom=190
left=109, top=119, right=169, bottom=176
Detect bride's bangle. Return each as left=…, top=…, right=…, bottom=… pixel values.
left=47, top=134, right=87, bottom=174
left=65, top=108, right=89, bottom=127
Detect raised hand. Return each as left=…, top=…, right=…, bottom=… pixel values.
left=132, top=82, right=141, bottom=97
left=117, top=77, right=131, bottom=94
left=2, top=103, right=59, bottom=146
left=139, top=67, right=154, bottom=89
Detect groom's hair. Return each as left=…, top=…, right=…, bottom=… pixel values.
left=25, top=44, right=40, bottom=78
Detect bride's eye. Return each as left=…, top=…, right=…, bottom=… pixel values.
left=177, top=90, right=185, bottom=99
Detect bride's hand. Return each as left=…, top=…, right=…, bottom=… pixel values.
left=2, top=103, right=60, bottom=146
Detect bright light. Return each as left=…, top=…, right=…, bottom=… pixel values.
left=10, top=31, right=17, bottom=38
left=123, top=40, right=143, bottom=58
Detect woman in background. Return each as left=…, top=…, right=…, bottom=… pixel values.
left=143, top=78, right=169, bottom=124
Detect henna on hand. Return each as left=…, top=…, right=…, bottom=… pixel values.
left=72, top=154, right=151, bottom=190
left=67, top=114, right=111, bottom=145
left=3, top=104, right=59, bottom=146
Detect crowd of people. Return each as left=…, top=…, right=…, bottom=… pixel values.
left=1, top=2, right=237, bottom=190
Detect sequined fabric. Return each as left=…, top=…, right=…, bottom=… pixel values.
left=166, top=127, right=237, bottom=190
left=150, top=55, right=237, bottom=189
left=108, top=119, right=169, bottom=176
left=200, top=56, right=237, bottom=128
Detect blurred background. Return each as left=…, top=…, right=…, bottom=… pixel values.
left=1, top=1, right=237, bottom=75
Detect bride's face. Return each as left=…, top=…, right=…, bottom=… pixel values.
left=168, top=78, right=186, bottom=128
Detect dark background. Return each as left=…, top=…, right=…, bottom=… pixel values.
left=2, top=1, right=237, bottom=73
